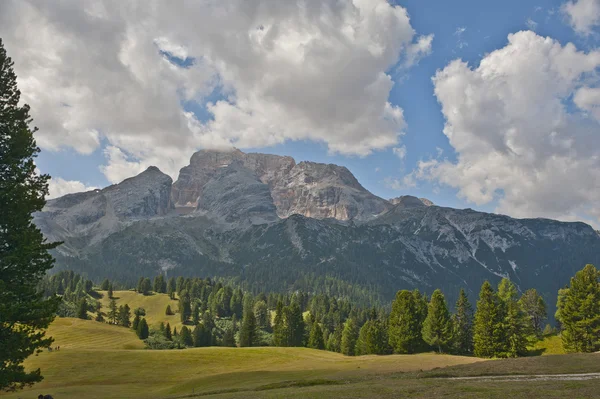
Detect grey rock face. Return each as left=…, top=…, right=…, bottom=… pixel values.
left=171, top=149, right=389, bottom=221
left=389, top=196, right=433, bottom=207
left=35, top=166, right=173, bottom=255
left=197, top=162, right=278, bottom=225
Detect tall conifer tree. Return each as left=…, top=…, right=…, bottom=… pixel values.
left=422, top=289, right=451, bottom=353
left=0, top=39, right=60, bottom=391
left=451, top=289, right=474, bottom=354
left=473, top=281, right=503, bottom=358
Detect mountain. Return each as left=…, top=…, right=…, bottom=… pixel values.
left=36, top=149, right=600, bottom=317
left=171, top=149, right=390, bottom=220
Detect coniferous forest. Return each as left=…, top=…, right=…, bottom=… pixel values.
left=40, top=263, right=600, bottom=357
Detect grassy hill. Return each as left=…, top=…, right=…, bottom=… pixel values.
left=0, top=317, right=481, bottom=399
left=98, top=290, right=182, bottom=329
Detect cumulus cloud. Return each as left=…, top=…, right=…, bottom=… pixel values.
left=48, top=177, right=98, bottom=199
left=422, top=31, right=600, bottom=227
left=0, top=0, right=429, bottom=183
left=562, top=0, right=600, bottom=35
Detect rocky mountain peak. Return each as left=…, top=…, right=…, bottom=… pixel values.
left=171, top=149, right=389, bottom=221
left=389, top=196, right=434, bottom=207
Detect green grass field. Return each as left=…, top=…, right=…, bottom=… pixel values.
left=98, top=290, right=182, bottom=329
left=2, top=291, right=598, bottom=399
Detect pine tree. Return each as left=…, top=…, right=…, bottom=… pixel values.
left=341, top=318, right=358, bottom=356
left=254, top=300, right=270, bottom=330
left=77, top=298, right=88, bottom=320
left=519, top=289, right=547, bottom=337
left=473, top=281, right=504, bottom=358
left=355, top=321, right=370, bottom=355
left=388, top=290, right=426, bottom=354
left=165, top=305, right=173, bottom=316
left=179, top=326, right=193, bottom=347
left=308, top=322, right=325, bottom=350
left=422, top=289, right=452, bottom=353
left=558, top=264, right=600, bottom=353
left=222, top=327, right=236, bottom=347
left=136, top=318, right=149, bottom=339
left=140, top=278, right=152, bottom=296
left=285, top=302, right=305, bottom=347
left=100, top=279, right=110, bottom=291
left=366, top=319, right=389, bottom=355
left=108, top=298, right=118, bottom=324
left=118, top=304, right=131, bottom=328
left=165, top=323, right=172, bottom=340
left=153, top=275, right=166, bottom=294
left=179, top=295, right=192, bottom=324
left=167, top=277, right=176, bottom=300
left=132, top=314, right=140, bottom=331
left=451, top=288, right=474, bottom=355
left=173, top=327, right=178, bottom=337
left=272, top=300, right=285, bottom=346
left=326, top=325, right=342, bottom=353
left=95, top=310, right=104, bottom=323
left=193, top=325, right=203, bottom=347
left=0, top=38, right=61, bottom=390
left=497, top=279, right=530, bottom=357
left=192, top=303, right=200, bottom=325
left=239, top=296, right=257, bottom=347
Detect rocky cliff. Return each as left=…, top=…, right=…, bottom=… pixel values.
left=171, top=149, right=390, bottom=221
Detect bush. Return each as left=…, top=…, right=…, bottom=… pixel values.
left=144, top=331, right=183, bottom=350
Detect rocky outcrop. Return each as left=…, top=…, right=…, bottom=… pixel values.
left=171, top=149, right=390, bottom=221
left=196, top=162, right=278, bottom=225
left=389, top=196, right=433, bottom=207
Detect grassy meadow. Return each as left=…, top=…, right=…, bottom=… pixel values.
left=2, top=290, right=598, bottom=399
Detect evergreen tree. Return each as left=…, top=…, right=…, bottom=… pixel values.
left=95, top=310, right=104, bottom=323
left=422, top=289, right=452, bottom=353
left=108, top=298, right=118, bottom=324
left=222, top=327, right=236, bottom=347
left=239, top=296, right=257, bottom=347
left=558, top=264, right=600, bottom=353
left=451, top=288, right=474, bottom=355
left=497, top=279, right=530, bottom=357
left=340, top=318, right=358, bottom=356
left=179, top=295, right=192, bottom=324
left=167, top=277, right=176, bottom=300
left=284, top=302, right=305, bottom=347
left=165, top=323, right=172, bottom=341
left=388, top=290, right=426, bottom=354
left=254, top=300, right=270, bottom=330
left=77, top=298, right=88, bottom=320
left=179, top=326, right=193, bottom=346
left=272, top=300, right=285, bottom=346
left=230, top=289, right=244, bottom=319
left=132, top=314, right=140, bottom=331
left=308, top=322, right=325, bottom=350
left=100, top=279, right=110, bottom=291
left=107, top=283, right=113, bottom=299
left=519, top=289, right=547, bottom=337
left=192, top=303, right=200, bottom=325
left=0, top=38, right=61, bottom=390
left=473, top=281, right=504, bottom=358
left=136, top=318, right=149, bottom=339
left=173, top=327, right=178, bottom=337
left=165, top=305, right=173, bottom=316
left=118, top=304, right=131, bottom=328
left=193, top=325, right=203, bottom=347
left=153, top=275, right=166, bottom=294
left=355, top=321, right=370, bottom=355
left=140, top=278, right=152, bottom=296
left=366, top=319, right=389, bottom=355
left=326, top=325, right=343, bottom=353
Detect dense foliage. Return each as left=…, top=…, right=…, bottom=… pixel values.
left=0, top=39, right=60, bottom=391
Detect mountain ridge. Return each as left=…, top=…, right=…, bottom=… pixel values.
left=35, top=149, right=600, bottom=319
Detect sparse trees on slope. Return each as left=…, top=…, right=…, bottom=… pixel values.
left=422, top=289, right=452, bottom=353
left=558, top=264, right=600, bottom=353
left=473, top=281, right=504, bottom=358
left=451, top=289, right=474, bottom=355
left=0, top=38, right=61, bottom=391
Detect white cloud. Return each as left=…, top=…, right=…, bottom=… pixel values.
left=424, top=31, right=600, bottom=227
left=562, top=0, right=600, bottom=35
left=0, top=0, right=430, bottom=183
left=384, top=174, right=416, bottom=190
left=526, top=18, right=539, bottom=30
left=392, top=145, right=407, bottom=159
left=48, top=177, right=97, bottom=199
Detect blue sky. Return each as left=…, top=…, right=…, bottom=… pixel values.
left=3, top=0, right=600, bottom=226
